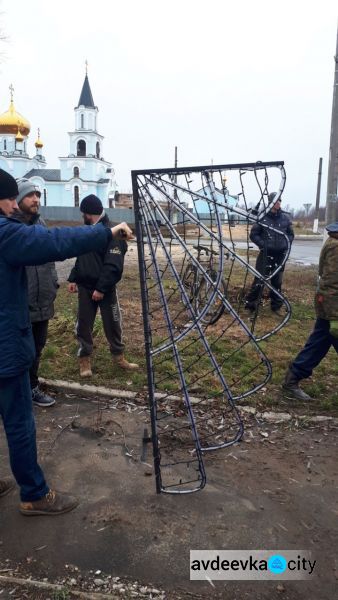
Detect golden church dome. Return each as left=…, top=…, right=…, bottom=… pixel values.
left=15, top=128, right=24, bottom=142
left=0, top=87, right=30, bottom=136
left=35, top=129, right=43, bottom=149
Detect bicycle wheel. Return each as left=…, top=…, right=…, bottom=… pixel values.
left=195, top=269, right=227, bottom=325
left=181, top=263, right=196, bottom=303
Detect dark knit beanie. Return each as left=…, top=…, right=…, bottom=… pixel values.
left=80, top=194, right=103, bottom=215
left=268, top=192, right=281, bottom=203
left=0, top=169, right=19, bottom=200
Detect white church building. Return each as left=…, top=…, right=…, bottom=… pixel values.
left=0, top=74, right=117, bottom=207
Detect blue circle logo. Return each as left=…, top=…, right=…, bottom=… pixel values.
left=268, top=554, right=287, bottom=574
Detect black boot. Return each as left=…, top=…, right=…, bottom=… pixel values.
left=282, top=368, right=312, bottom=401
left=244, top=301, right=257, bottom=313
left=32, top=387, right=56, bottom=408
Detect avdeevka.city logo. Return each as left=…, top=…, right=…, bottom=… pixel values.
left=190, top=550, right=316, bottom=581
left=268, top=555, right=287, bottom=574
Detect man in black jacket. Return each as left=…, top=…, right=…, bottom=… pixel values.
left=68, top=195, right=139, bottom=377
left=245, top=193, right=294, bottom=313
left=16, top=178, right=57, bottom=408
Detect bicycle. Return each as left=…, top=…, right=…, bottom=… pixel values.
left=181, top=244, right=228, bottom=325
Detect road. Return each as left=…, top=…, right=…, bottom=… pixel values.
left=235, top=238, right=322, bottom=266
left=55, top=238, right=322, bottom=283
left=288, top=238, right=322, bottom=265
left=177, top=238, right=322, bottom=266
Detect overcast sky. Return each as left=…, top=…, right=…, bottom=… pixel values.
left=0, top=0, right=337, bottom=207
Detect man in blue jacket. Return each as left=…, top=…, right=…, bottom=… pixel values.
left=0, top=169, right=133, bottom=516
left=245, top=193, right=294, bottom=313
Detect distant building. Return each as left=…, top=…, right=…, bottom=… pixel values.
left=192, top=185, right=238, bottom=219
left=0, top=73, right=117, bottom=206
left=114, top=192, right=134, bottom=208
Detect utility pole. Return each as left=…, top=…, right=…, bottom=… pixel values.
left=325, top=25, right=338, bottom=226
left=174, top=146, right=178, bottom=200
left=313, top=157, right=323, bottom=233
left=172, top=146, right=178, bottom=220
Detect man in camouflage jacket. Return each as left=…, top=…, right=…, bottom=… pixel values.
left=283, top=222, right=338, bottom=400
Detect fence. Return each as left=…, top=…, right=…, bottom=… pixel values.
left=39, top=206, right=136, bottom=224
left=39, top=206, right=242, bottom=226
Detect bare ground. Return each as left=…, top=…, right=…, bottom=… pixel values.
left=0, top=393, right=337, bottom=599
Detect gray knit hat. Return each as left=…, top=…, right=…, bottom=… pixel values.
left=16, top=178, right=41, bottom=204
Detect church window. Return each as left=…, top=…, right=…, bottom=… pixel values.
left=77, top=139, right=86, bottom=157
left=4, top=140, right=6, bottom=150
left=73, top=166, right=79, bottom=178
left=81, top=114, right=84, bottom=128
left=96, top=142, right=100, bottom=158
left=74, top=185, right=79, bottom=207
left=43, top=189, right=47, bottom=206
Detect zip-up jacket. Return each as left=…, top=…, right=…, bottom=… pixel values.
left=315, top=236, right=338, bottom=320
left=68, top=213, right=127, bottom=293
left=250, top=209, right=294, bottom=255
left=0, top=214, right=112, bottom=378
left=16, top=212, right=59, bottom=322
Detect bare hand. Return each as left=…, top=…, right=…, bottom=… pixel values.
left=111, top=222, right=134, bottom=240
left=68, top=283, right=78, bottom=293
left=92, top=290, right=104, bottom=302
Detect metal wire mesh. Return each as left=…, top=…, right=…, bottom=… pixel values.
left=132, top=161, right=290, bottom=494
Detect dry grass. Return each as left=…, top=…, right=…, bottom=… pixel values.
left=40, top=262, right=338, bottom=415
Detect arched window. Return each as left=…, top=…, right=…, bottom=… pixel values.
left=81, top=114, right=84, bottom=128
left=77, top=140, right=86, bottom=157
left=43, top=189, right=47, bottom=207
left=4, top=140, right=6, bottom=150
left=73, top=166, right=79, bottom=178
left=74, top=185, right=79, bottom=207
left=96, top=142, right=100, bottom=158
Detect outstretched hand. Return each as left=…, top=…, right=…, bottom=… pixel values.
left=111, top=222, right=134, bottom=240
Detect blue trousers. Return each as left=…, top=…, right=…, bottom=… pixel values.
left=0, top=371, right=49, bottom=501
left=291, top=318, right=338, bottom=380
